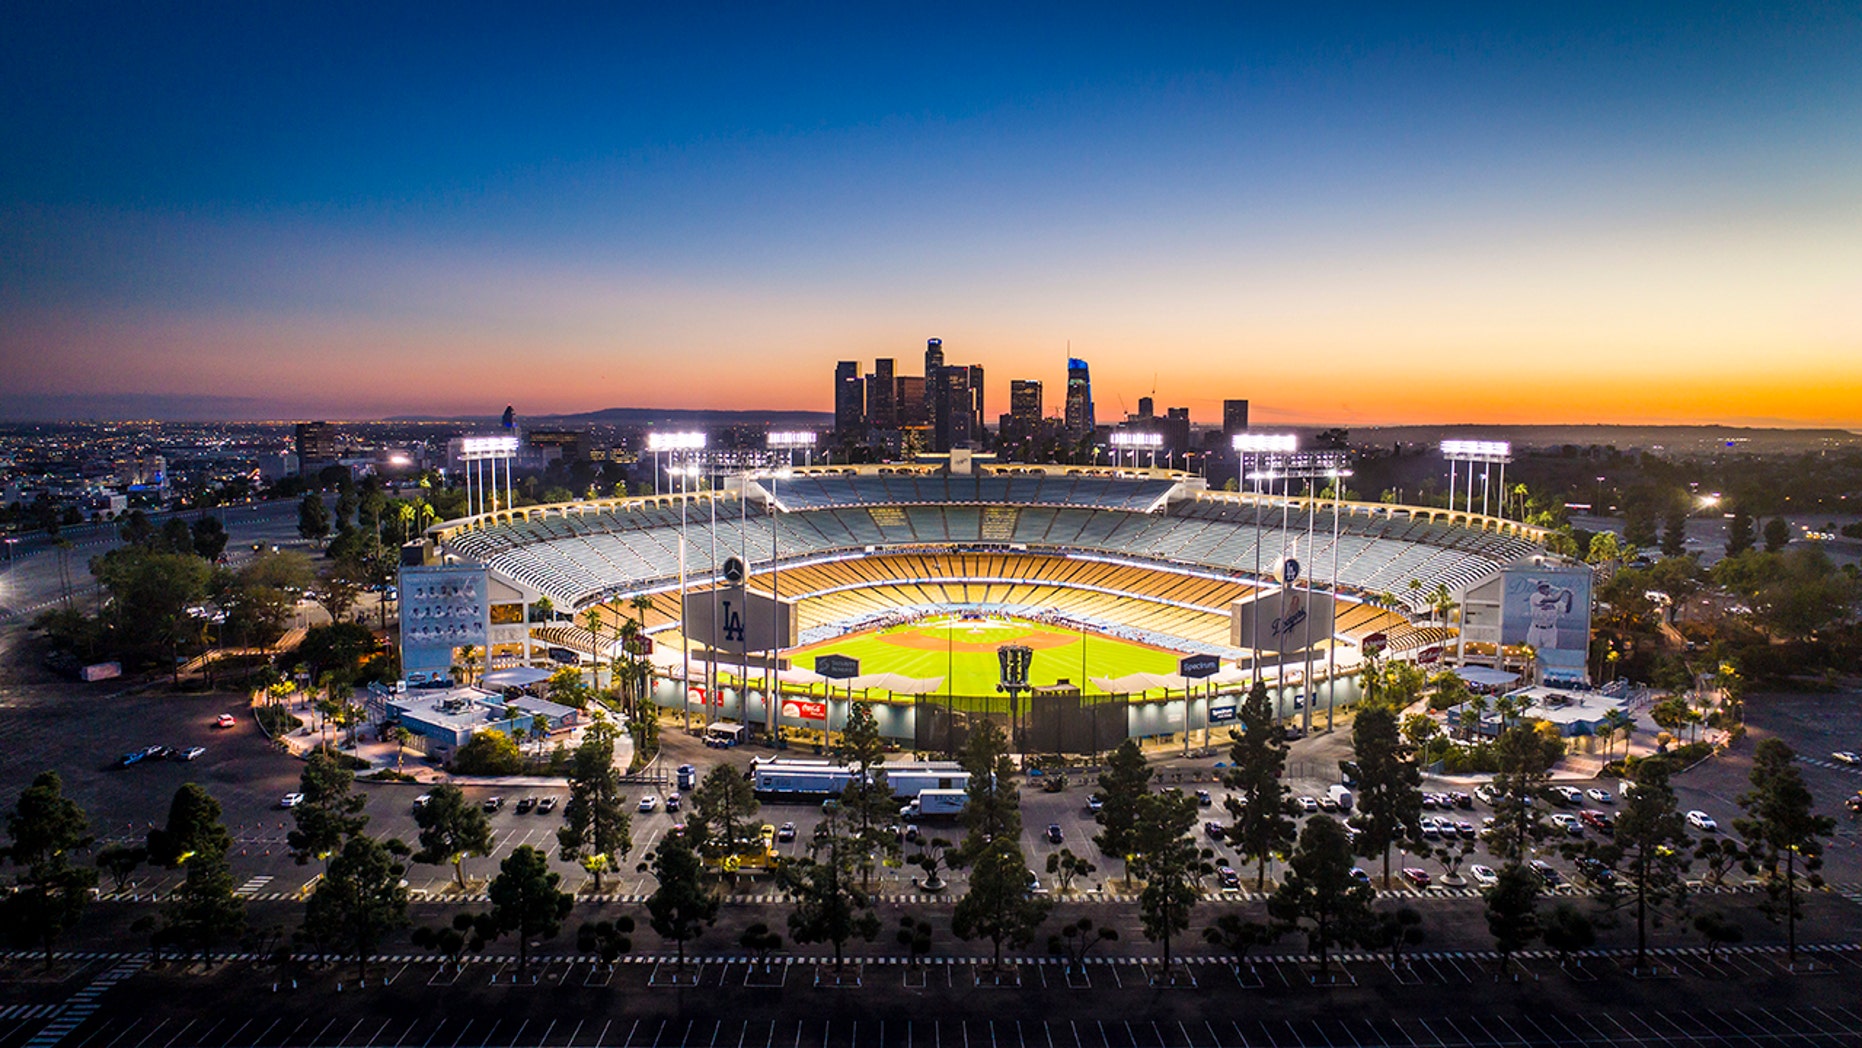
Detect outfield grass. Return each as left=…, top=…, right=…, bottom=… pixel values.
left=789, top=615, right=1178, bottom=696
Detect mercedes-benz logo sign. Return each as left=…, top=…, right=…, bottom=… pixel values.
left=723, top=556, right=745, bottom=585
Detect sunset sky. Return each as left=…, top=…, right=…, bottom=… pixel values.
left=3, top=4, right=1859, bottom=426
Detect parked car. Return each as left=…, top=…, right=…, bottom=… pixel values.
left=1195, top=789, right=1212, bottom=807
left=1086, top=794, right=1104, bottom=814
left=1318, top=794, right=1340, bottom=812
left=1216, top=867, right=1240, bottom=890
left=412, top=794, right=432, bottom=812
left=1585, top=788, right=1614, bottom=805
left=1549, top=813, right=1584, bottom=837
left=1297, top=796, right=1320, bottom=813
left=1455, top=821, right=1477, bottom=840
left=1576, top=857, right=1616, bottom=887
left=1348, top=867, right=1371, bottom=885
left=176, top=746, right=206, bottom=762
left=1400, top=867, right=1431, bottom=888
left=537, top=796, right=558, bottom=814
left=279, top=792, right=306, bottom=809
left=1204, top=821, right=1225, bottom=840
left=1046, top=823, right=1064, bottom=844
left=1832, top=751, right=1861, bottom=766
left=1450, top=792, right=1474, bottom=810
left=1469, top=864, right=1498, bottom=888
left=114, top=751, right=145, bottom=768
left=901, top=824, right=918, bottom=844
left=516, top=797, right=537, bottom=814
left=214, top=713, right=237, bottom=729
left=776, top=821, right=797, bottom=842
left=482, top=797, right=504, bottom=813
left=1528, top=860, right=1562, bottom=886
left=638, top=796, right=661, bottom=813
left=1686, top=810, right=1718, bottom=832
left=665, top=793, right=681, bottom=812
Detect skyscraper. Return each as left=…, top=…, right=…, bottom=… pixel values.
left=834, top=361, right=864, bottom=434
left=1064, top=358, right=1095, bottom=439
left=1223, top=399, right=1250, bottom=437
left=968, top=364, right=986, bottom=441
left=931, top=365, right=975, bottom=453
left=923, top=338, right=943, bottom=425
left=866, top=358, right=897, bottom=429
left=295, top=421, right=338, bottom=468
left=1009, top=380, right=1042, bottom=422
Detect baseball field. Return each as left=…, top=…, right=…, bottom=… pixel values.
left=788, top=614, right=1180, bottom=696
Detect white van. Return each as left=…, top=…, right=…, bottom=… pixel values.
left=1326, top=784, right=1354, bottom=812
left=703, top=722, right=747, bottom=748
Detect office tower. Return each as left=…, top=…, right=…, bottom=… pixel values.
left=865, top=358, right=897, bottom=429
left=1009, top=380, right=1042, bottom=422
left=1165, top=407, right=1191, bottom=454
left=834, top=361, right=865, bottom=434
left=931, top=365, right=975, bottom=453
left=295, top=421, right=338, bottom=468
left=1064, top=358, right=1095, bottom=438
left=968, top=364, right=986, bottom=441
left=1137, top=396, right=1154, bottom=419
left=896, top=375, right=928, bottom=426
left=1223, top=399, right=1250, bottom=437
left=923, top=338, right=943, bottom=424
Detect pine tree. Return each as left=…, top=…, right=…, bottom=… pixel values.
left=1131, top=790, right=1210, bottom=979
left=952, top=837, right=1050, bottom=971
left=413, top=784, right=494, bottom=889
left=1092, top=739, right=1151, bottom=887
left=1348, top=705, right=1421, bottom=887
left=958, top=720, right=1021, bottom=860
left=1221, top=681, right=1296, bottom=891
left=481, top=845, right=573, bottom=976
left=0, top=771, right=99, bottom=968
left=287, top=748, right=369, bottom=865
left=1735, top=739, right=1835, bottom=967
left=1267, top=815, right=1374, bottom=981
left=1605, top=756, right=1692, bottom=973
left=302, top=835, right=410, bottom=982
left=644, top=829, right=719, bottom=970
left=557, top=715, right=632, bottom=890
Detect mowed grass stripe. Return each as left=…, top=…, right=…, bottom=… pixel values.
left=790, top=616, right=1181, bottom=696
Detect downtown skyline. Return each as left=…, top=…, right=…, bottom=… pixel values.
left=3, top=4, right=1860, bottom=427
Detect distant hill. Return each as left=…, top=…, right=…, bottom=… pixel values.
left=386, top=407, right=834, bottom=427
left=1350, top=424, right=1862, bottom=453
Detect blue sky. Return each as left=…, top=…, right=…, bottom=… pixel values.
left=3, top=3, right=1859, bottom=423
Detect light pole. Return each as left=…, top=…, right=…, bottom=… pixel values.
left=649, top=432, right=707, bottom=730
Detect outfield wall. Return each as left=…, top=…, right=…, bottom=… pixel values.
left=643, top=672, right=1363, bottom=754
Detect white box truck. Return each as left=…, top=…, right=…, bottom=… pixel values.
left=751, top=758, right=856, bottom=799
left=899, top=788, right=968, bottom=820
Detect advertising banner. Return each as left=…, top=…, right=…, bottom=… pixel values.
left=1498, top=564, right=1593, bottom=677
left=781, top=698, right=827, bottom=722
left=1179, top=653, right=1221, bottom=679
left=1230, top=587, right=1337, bottom=655
left=683, top=587, right=798, bottom=655
left=1208, top=695, right=1238, bottom=724
left=399, top=564, right=491, bottom=680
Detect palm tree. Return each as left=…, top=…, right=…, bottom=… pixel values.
left=1461, top=692, right=1490, bottom=741
left=582, top=608, right=606, bottom=694
left=1598, top=708, right=1634, bottom=757
left=1428, top=584, right=1458, bottom=630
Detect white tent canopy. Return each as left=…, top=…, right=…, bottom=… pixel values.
left=1456, top=666, right=1521, bottom=688
left=1091, top=671, right=1189, bottom=694
left=847, top=672, right=945, bottom=695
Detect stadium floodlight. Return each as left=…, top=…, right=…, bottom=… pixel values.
left=1440, top=439, right=1512, bottom=518
left=1440, top=439, right=1511, bottom=461
left=457, top=435, right=519, bottom=459
left=1108, top=431, right=1164, bottom=447
left=1232, top=433, right=1299, bottom=454
left=766, top=431, right=817, bottom=448
left=647, top=431, right=708, bottom=452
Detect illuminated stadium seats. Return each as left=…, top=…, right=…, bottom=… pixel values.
left=432, top=472, right=1544, bottom=654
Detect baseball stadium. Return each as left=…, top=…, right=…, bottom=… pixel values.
left=416, top=463, right=1558, bottom=754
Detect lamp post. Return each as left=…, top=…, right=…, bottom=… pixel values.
left=1440, top=440, right=1511, bottom=517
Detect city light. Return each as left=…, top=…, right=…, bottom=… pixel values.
left=647, top=431, right=707, bottom=452
left=766, top=431, right=817, bottom=448
left=1232, top=433, right=1299, bottom=453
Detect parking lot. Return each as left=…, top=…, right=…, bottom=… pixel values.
left=8, top=941, right=1862, bottom=1048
